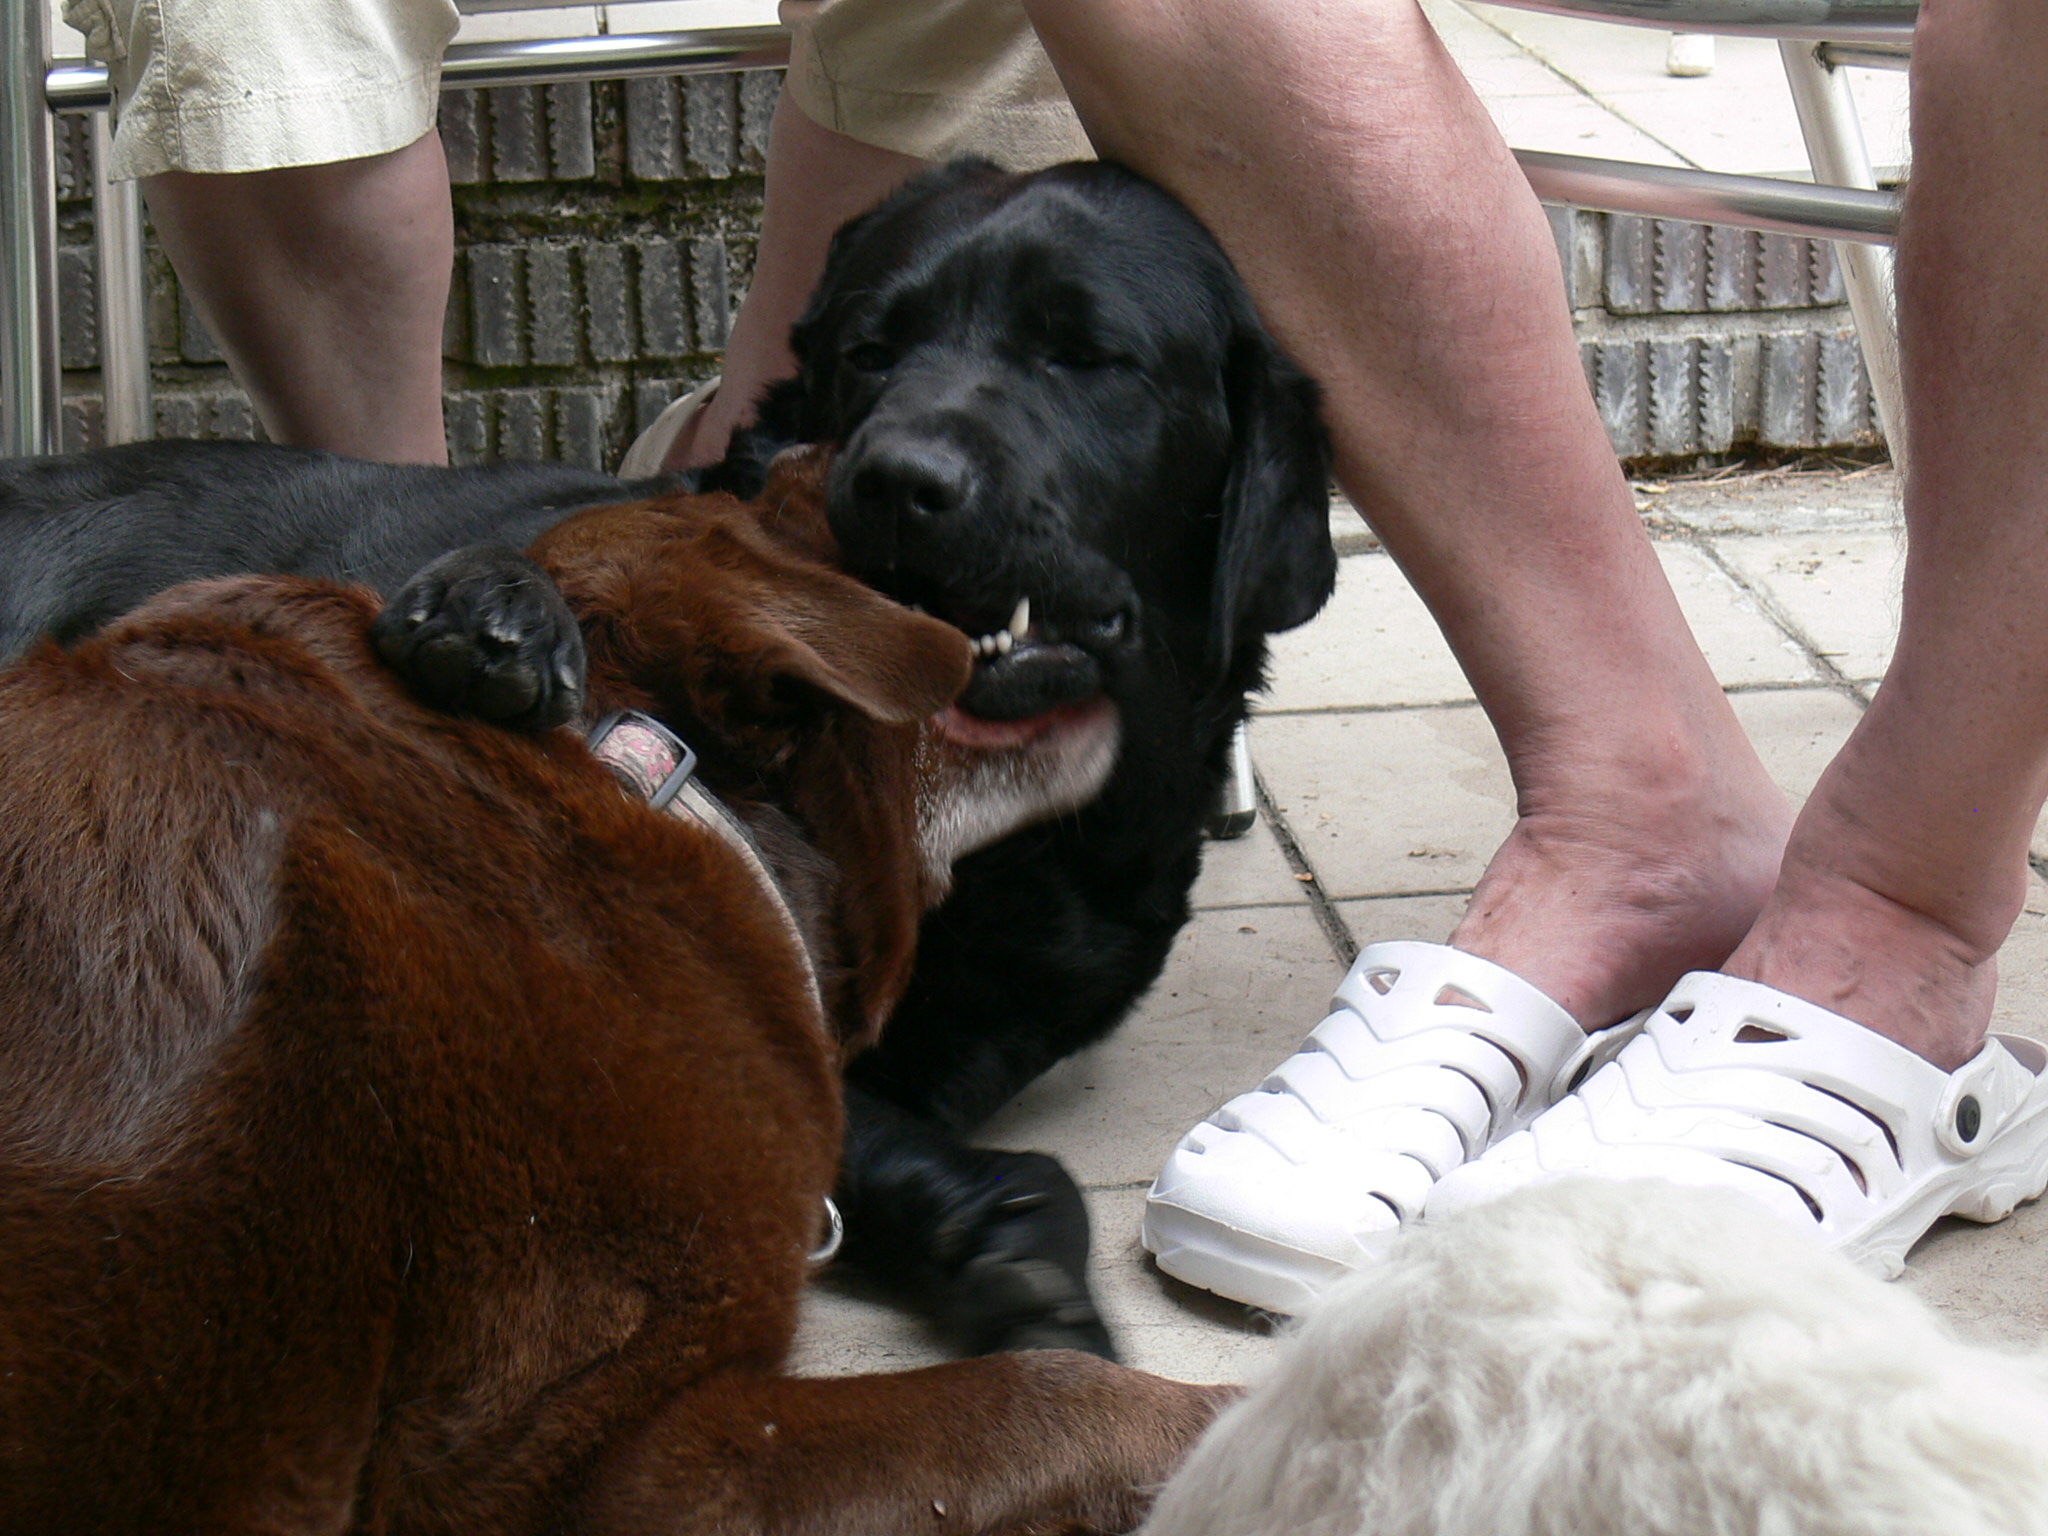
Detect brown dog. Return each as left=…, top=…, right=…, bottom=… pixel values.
left=0, top=453, right=1223, bottom=1534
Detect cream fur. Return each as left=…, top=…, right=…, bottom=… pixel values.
left=1144, top=1179, right=2048, bottom=1536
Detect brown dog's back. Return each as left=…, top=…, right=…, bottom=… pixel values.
left=0, top=576, right=837, bottom=1530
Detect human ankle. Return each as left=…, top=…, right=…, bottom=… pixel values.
left=1725, top=864, right=2002, bottom=1071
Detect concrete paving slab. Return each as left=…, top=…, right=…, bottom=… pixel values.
left=1713, top=529, right=1903, bottom=681
left=1659, top=540, right=1824, bottom=688
left=1261, top=555, right=1472, bottom=714
left=976, top=904, right=1342, bottom=1188
left=1253, top=705, right=1512, bottom=901
left=1646, top=468, right=1901, bottom=537
left=1729, top=685, right=1863, bottom=807
left=1189, top=810, right=1313, bottom=912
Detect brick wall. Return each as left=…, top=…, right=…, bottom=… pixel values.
left=51, top=84, right=1885, bottom=467
left=54, top=71, right=777, bottom=468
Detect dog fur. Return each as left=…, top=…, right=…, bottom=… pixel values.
left=0, top=455, right=1227, bottom=1533
left=1142, top=1179, right=2048, bottom=1536
left=0, top=157, right=1336, bottom=1358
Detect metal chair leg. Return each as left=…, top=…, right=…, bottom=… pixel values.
left=1206, top=720, right=1259, bottom=841
left=92, top=113, right=151, bottom=446
left=1779, top=37, right=1906, bottom=466
left=2, top=0, right=62, bottom=457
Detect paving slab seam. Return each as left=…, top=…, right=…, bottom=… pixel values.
left=1252, top=771, right=1360, bottom=967
left=1455, top=2, right=1700, bottom=170
left=1663, top=525, right=1877, bottom=706
left=1257, top=698, right=1485, bottom=719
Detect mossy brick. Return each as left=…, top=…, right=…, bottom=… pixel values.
left=1653, top=220, right=1706, bottom=313
left=1759, top=233, right=1809, bottom=308
left=445, top=391, right=492, bottom=467
left=55, top=116, right=91, bottom=203
left=62, top=396, right=102, bottom=454
left=497, top=390, right=549, bottom=461
left=740, top=70, right=781, bottom=170
left=59, top=245, right=97, bottom=370
left=209, top=393, right=257, bottom=441
left=1816, top=330, right=1871, bottom=444
left=1604, top=214, right=1654, bottom=315
left=1647, top=337, right=1696, bottom=455
left=625, top=78, right=683, bottom=180
left=1705, top=225, right=1757, bottom=312
left=441, top=91, right=486, bottom=185
left=1762, top=330, right=1818, bottom=446
left=491, top=87, right=547, bottom=183
left=155, top=394, right=202, bottom=439
left=548, top=85, right=596, bottom=180
left=583, top=244, right=636, bottom=363
left=635, top=379, right=683, bottom=435
left=468, top=245, right=527, bottom=367
left=637, top=240, right=689, bottom=356
left=1698, top=339, right=1737, bottom=452
left=690, top=238, right=730, bottom=351
left=684, top=76, right=737, bottom=178
left=527, top=245, right=580, bottom=367
left=556, top=387, right=610, bottom=469
left=1810, top=240, right=1845, bottom=306
left=1591, top=338, right=1647, bottom=456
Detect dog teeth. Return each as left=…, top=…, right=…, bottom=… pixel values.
left=971, top=601, right=1035, bottom=660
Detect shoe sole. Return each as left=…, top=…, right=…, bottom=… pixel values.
left=1142, top=1195, right=1380, bottom=1315
left=1841, top=1101, right=2048, bottom=1280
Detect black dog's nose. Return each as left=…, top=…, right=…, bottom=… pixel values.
left=849, top=437, right=975, bottom=520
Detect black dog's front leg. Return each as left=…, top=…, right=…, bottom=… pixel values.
left=370, top=543, right=586, bottom=731
left=838, top=1086, right=1116, bottom=1360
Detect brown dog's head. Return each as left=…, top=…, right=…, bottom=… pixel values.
left=528, top=449, right=1116, bottom=1050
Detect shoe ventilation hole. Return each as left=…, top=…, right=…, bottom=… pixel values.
left=1442, top=1062, right=1510, bottom=1139
left=1734, top=1024, right=1790, bottom=1044
left=1806, top=1082, right=1900, bottom=1167
left=1366, top=968, right=1399, bottom=995
left=1767, top=1119, right=1866, bottom=1195
left=1729, top=1159, right=1824, bottom=1222
left=1665, top=1005, right=1695, bottom=1024
left=1434, top=984, right=1492, bottom=1014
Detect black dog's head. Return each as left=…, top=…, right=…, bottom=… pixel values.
left=775, top=158, right=1336, bottom=732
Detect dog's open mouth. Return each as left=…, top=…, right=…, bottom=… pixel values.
left=929, top=594, right=1127, bottom=732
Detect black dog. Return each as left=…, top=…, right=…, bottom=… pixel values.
left=0, top=158, right=1335, bottom=1356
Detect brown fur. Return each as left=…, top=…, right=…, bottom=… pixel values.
left=0, top=455, right=1225, bottom=1534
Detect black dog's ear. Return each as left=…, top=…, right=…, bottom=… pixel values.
left=1210, top=329, right=1338, bottom=672
left=790, top=157, right=1010, bottom=374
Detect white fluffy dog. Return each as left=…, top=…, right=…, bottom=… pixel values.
left=1143, top=1179, right=2048, bottom=1536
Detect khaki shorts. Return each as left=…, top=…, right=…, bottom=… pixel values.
left=65, top=0, right=459, bottom=180
left=781, top=0, right=1090, bottom=170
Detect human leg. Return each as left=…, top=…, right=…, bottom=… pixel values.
left=1724, top=0, right=2048, bottom=1070
left=144, top=134, right=453, bottom=464
left=1023, top=0, right=1789, bottom=1030
left=659, top=98, right=929, bottom=472
left=1428, top=0, right=2048, bottom=1272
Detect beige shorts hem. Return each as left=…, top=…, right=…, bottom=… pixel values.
left=108, top=70, right=444, bottom=180
left=780, top=0, right=1090, bottom=171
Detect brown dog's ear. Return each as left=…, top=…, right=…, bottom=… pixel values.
left=738, top=548, right=972, bottom=726
left=733, top=449, right=973, bottom=724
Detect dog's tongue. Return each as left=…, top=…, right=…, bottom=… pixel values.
left=958, top=642, right=1102, bottom=721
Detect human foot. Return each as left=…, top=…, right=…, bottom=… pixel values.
left=1429, top=971, right=2048, bottom=1278
left=1450, top=730, right=1794, bottom=1030
left=1142, top=941, right=1645, bottom=1311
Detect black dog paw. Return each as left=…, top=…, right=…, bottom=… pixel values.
left=371, top=544, right=585, bottom=731
left=935, top=1151, right=1116, bottom=1359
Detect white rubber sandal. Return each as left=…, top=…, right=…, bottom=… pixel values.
left=1427, top=971, right=2048, bottom=1278
left=1142, top=940, right=1645, bottom=1313
left=617, top=375, right=721, bottom=479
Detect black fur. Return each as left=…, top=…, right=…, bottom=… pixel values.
left=0, top=158, right=1335, bottom=1359
left=715, top=160, right=1336, bottom=1351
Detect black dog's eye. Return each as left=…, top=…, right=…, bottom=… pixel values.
left=846, top=342, right=897, bottom=373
